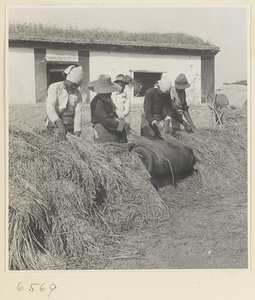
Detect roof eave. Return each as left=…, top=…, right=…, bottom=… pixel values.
left=9, top=39, right=220, bottom=56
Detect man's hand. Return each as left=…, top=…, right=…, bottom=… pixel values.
left=152, top=120, right=162, bottom=130
left=150, top=121, right=162, bottom=138
left=56, top=120, right=67, bottom=140
left=74, top=131, right=81, bottom=137
left=164, top=119, right=171, bottom=134
left=165, top=127, right=171, bottom=134
left=184, top=124, right=193, bottom=133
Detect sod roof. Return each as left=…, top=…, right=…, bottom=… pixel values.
left=9, top=23, right=220, bottom=54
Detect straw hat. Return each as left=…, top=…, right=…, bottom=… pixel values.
left=114, top=74, right=129, bottom=85
left=175, top=74, right=191, bottom=89
left=66, top=66, right=84, bottom=85
left=88, top=74, right=122, bottom=93
left=158, top=76, right=172, bottom=94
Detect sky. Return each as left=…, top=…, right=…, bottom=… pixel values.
left=7, top=5, right=249, bottom=89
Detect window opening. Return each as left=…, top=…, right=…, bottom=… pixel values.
left=133, top=72, right=162, bottom=97
left=46, top=62, right=78, bottom=87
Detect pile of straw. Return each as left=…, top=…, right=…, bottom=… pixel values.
left=165, top=105, right=247, bottom=195
left=157, top=106, right=248, bottom=269
left=9, top=127, right=167, bottom=270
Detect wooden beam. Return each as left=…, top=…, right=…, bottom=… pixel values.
left=78, top=51, right=90, bottom=103
left=34, top=48, right=47, bottom=103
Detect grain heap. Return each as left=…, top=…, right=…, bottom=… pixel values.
left=161, top=105, right=247, bottom=204
left=9, top=127, right=168, bottom=270
left=156, top=106, right=248, bottom=269
left=183, top=105, right=247, bottom=194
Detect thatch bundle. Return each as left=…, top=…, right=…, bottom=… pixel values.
left=8, top=104, right=247, bottom=270
left=9, top=127, right=168, bottom=270
left=164, top=105, right=247, bottom=196
left=158, top=106, right=248, bottom=269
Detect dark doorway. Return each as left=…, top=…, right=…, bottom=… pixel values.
left=134, top=72, right=162, bottom=96
left=46, top=63, right=78, bottom=88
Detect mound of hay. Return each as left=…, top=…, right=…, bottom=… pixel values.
left=9, top=127, right=167, bottom=270
left=156, top=106, right=248, bottom=269
left=164, top=105, right=247, bottom=196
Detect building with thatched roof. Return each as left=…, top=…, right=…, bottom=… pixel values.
left=8, top=23, right=220, bottom=121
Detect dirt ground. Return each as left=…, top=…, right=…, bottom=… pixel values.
left=8, top=104, right=248, bottom=270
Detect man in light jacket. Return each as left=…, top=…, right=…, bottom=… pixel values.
left=170, top=73, right=196, bottom=137
left=46, top=66, right=84, bottom=140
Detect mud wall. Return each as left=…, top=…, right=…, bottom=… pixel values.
left=9, top=47, right=36, bottom=104
left=89, top=51, right=202, bottom=105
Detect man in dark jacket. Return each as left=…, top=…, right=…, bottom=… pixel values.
left=89, top=74, right=128, bottom=143
left=141, top=76, right=193, bottom=139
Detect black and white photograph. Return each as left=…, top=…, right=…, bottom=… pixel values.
left=7, top=4, right=249, bottom=273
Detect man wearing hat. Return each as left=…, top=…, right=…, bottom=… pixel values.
left=112, top=74, right=131, bottom=120
left=46, top=65, right=84, bottom=140
left=170, top=73, right=196, bottom=138
left=141, top=75, right=193, bottom=140
left=112, top=74, right=131, bottom=134
left=89, top=74, right=128, bottom=143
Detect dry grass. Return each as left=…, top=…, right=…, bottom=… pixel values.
left=105, top=105, right=247, bottom=270
left=9, top=127, right=168, bottom=270
left=182, top=106, right=247, bottom=194
left=154, top=106, right=247, bottom=194
left=9, top=22, right=219, bottom=51
left=8, top=104, right=248, bottom=270
left=150, top=105, right=248, bottom=269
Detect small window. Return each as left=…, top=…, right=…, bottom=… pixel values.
left=134, top=72, right=162, bottom=96
left=46, top=62, right=78, bottom=87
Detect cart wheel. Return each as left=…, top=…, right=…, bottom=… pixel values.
left=132, top=145, right=154, bottom=174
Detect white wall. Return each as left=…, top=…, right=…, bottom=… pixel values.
left=90, top=51, right=201, bottom=104
left=9, top=48, right=36, bottom=104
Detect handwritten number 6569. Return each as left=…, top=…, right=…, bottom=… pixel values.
left=17, top=282, right=57, bottom=297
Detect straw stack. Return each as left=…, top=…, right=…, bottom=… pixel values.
left=9, top=127, right=167, bottom=270
left=165, top=105, right=247, bottom=195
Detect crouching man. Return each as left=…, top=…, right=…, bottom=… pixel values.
left=170, top=73, right=196, bottom=138
left=141, top=76, right=193, bottom=140
left=45, top=66, right=84, bottom=140
left=89, top=74, right=128, bottom=143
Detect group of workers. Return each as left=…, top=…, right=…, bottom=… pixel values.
left=45, top=65, right=196, bottom=142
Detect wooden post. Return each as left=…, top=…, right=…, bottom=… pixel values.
left=78, top=50, right=90, bottom=103
left=34, top=48, right=47, bottom=103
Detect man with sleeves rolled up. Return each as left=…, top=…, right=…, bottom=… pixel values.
left=141, top=76, right=193, bottom=140
left=46, top=65, right=84, bottom=140
left=170, top=73, right=196, bottom=138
